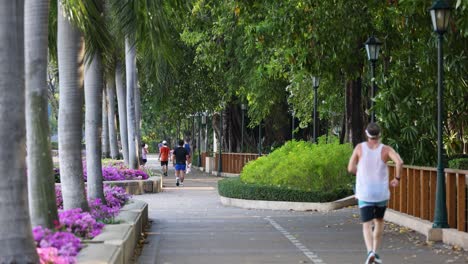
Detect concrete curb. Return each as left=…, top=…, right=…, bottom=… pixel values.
left=385, top=209, right=468, bottom=250
left=104, top=176, right=162, bottom=195
left=77, top=199, right=148, bottom=263
left=219, top=195, right=357, bottom=212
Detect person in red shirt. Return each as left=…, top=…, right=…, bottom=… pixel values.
left=158, top=140, right=170, bottom=176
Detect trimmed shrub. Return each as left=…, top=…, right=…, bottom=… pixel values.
left=218, top=177, right=353, bottom=202
left=448, top=158, right=468, bottom=170
left=240, top=139, right=354, bottom=193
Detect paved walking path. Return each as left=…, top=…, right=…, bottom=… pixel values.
left=136, top=155, right=468, bottom=264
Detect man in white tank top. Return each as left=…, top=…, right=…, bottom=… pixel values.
left=347, top=123, right=403, bottom=264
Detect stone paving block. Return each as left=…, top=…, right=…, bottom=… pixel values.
left=77, top=240, right=123, bottom=264
left=91, top=224, right=136, bottom=264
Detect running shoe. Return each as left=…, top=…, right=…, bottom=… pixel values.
left=365, top=251, right=375, bottom=264
left=176, top=178, right=180, bottom=187
left=180, top=182, right=184, bottom=187
left=374, top=253, right=382, bottom=264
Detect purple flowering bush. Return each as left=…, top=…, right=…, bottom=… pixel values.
left=104, top=184, right=132, bottom=208
left=55, top=184, right=130, bottom=211
left=37, top=247, right=70, bottom=264
left=89, top=198, right=120, bottom=223
left=59, top=208, right=104, bottom=239
left=56, top=161, right=149, bottom=183
left=33, top=226, right=81, bottom=263
left=35, top=181, right=132, bottom=262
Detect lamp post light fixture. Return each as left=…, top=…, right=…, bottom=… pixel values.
left=364, top=35, right=382, bottom=123
left=430, top=0, right=451, bottom=229
left=312, top=76, right=320, bottom=143
left=241, top=104, right=246, bottom=153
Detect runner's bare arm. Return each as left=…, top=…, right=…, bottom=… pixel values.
left=388, top=147, right=403, bottom=179
left=347, top=144, right=360, bottom=175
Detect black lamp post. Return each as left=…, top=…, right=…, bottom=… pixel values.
left=197, top=113, right=202, bottom=167
left=202, top=113, right=207, bottom=156
left=364, top=35, right=382, bottom=123
left=312, top=76, right=320, bottom=143
left=430, top=0, right=451, bottom=229
left=241, top=104, right=246, bottom=153
left=217, top=108, right=223, bottom=176
left=291, top=109, right=295, bottom=140
left=258, top=121, right=262, bottom=156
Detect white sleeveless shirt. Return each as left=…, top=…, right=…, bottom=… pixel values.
left=355, top=142, right=390, bottom=202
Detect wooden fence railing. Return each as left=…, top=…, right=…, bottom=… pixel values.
left=211, top=152, right=260, bottom=174
left=388, top=165, right=468, bottom=232
left=201, top=152, right=468, bottom=232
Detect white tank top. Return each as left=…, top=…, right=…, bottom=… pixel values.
left=355, top=143, right=390, bottom=202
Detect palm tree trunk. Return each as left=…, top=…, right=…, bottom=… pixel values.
left=135, top=82, right=142, bottom=157
left=116, top=61, right=129, bottom=165
left=125, top=37, right=139, bottom=169
left=102, top=87, right=110, bottom=158
left=25, top=0, right=58, bottom=229
left=107, top=74, right=119, bottom=159
left=0, top=1, right=39, bottom=262
left=57, top=0, right=88, bottom=211
left=85, top=53, right=106, bottom=202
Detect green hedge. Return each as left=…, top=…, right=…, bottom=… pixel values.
left=240, top=139, right=353, bottom=192
left=218, top=177, right=353, bottom=203
left=448, top=158, right=468, bottom=170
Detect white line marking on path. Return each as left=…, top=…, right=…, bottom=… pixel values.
left=265, top=217, right=326, bottom=264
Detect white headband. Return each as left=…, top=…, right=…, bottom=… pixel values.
left=365, top=129, right=379, bottom=139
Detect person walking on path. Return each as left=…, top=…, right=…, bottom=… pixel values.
left=158, top=140, right=170, bottom=176
left=172, top=139, right=189, bottom=186
left=347, top=122, right=403, bottom=264
left=141, top=143, right=149, bottom=167
left=184, top=139, right=192, bottom=173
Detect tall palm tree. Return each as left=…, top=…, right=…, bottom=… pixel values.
left=0, top=1, right=39, bottom=262
left=84, top=53, right=106, bottom=202
left=107, top=73, right=119, bottom=159
left=125, top=37, right=139, bottom=169
left=102, top=86, right=110, bottom=157
left=116, top=61, right=129, bottom=164
left=25, top=0, right=59, bottom=229
left=57, top=0, right=88, bottom=211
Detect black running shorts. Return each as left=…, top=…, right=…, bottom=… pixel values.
left=360, top=205, right=387, bottom=222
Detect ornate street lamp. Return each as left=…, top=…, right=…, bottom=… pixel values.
left=241, top=104, right=247, bottom=153
left=364, top=35, right=382, bottom=123
left=312, top=76, right=320, bottom=143
left=430, top=0, right=451, bottom=229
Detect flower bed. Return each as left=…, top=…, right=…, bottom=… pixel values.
left=34, top=185, right=131, bottom=263
left=54, top=161, right=149, bottom=183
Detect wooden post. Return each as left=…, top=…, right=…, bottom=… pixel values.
left=400, top=168, right=408, bottom=214
left=421, top=170, right=431, bottom=220
left=456, top=173, right=466, bottom=231
left=446, top=172, right=456, bottom=228
left=407, top=168, right=414, bottom=216
left=430, top=171, right=437, bottom=222
left=413, top=169, right=421, bottom=218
